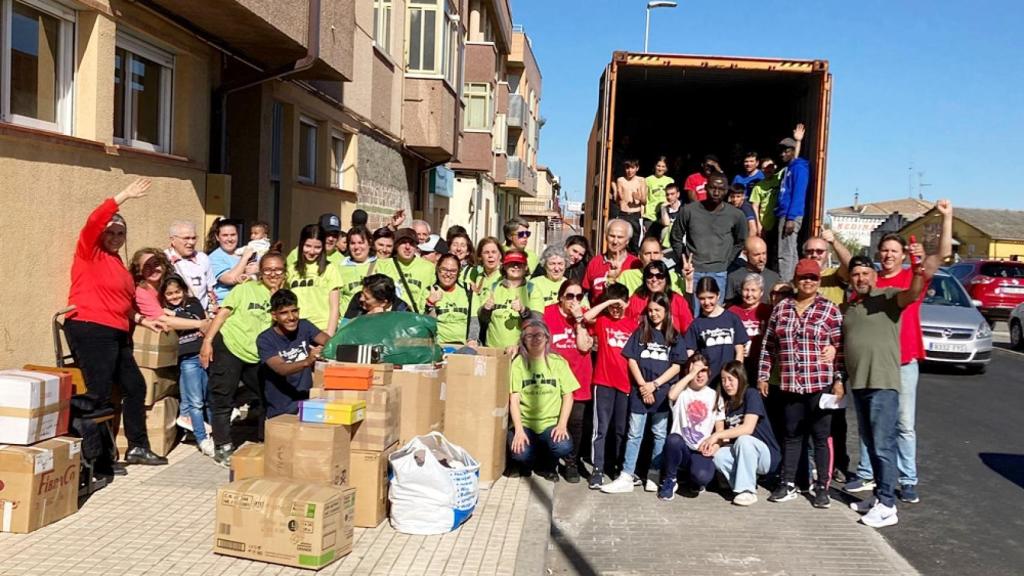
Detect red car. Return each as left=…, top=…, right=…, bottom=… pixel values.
left=948, top=259, right=1024, bottom=323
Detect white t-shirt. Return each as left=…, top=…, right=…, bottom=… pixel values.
left=670, top=386, right=724, bottom=450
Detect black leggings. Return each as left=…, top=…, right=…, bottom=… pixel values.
left=780, top=390, right=832, bottom=488
left=208, top=334, right=264, bottom=447
left=566, top=400, right=592, bottom=468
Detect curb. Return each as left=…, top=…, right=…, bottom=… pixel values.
left=514, top=477, right=555, bottom=576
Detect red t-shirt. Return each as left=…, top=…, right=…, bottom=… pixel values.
left=684, top=173, right=708, bottom=202
left=67, top=198, right=137, bottom=331
left=543, top=303, right=593, bottom=401
left=582, top=253, right=639, bottom=302
left=626, top=292, right=694, bottom=334
left=876, top=268, right=927, bottom=364
left=592, top=314, right=638, bottom=393
left=727, top=303, right=772, bottom=368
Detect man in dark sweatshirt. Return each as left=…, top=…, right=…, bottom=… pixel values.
left=670, top=171, right=748, bottom=308
left=776, top=136, right=810, bottom=282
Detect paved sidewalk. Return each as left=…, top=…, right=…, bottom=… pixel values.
left=0, top=444, right=541, bottom=576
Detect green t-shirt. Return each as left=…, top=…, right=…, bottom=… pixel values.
left=435, top=283, right=475, bottom=344
left=220, top=281, right=274, bottom=363
left=615, top=269, right=686, bottom=296
left=336, top=259, right=376, bottom=314
left=749, top=172, right=781, bottom=232
left=528, top=276, right=565, bottom=312
left=644, top=175, right=674, bottom=221
left=286, top=261, right=343, bottom=332
left=843, top=288, right=903, bottom=391
left=510, top=354, right=580, bottom=433
left=486, top=281, right=532, bottom=348
left=466, top=267, right=502, bottom=303
left=376, top=257, right=436, bottom=313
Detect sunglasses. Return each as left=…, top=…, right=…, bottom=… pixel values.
left=563, top=293, right=585, bottom=301
left=805, top=249, right=827, bottom=255
left=516, top=230, right=532, bottom=239
left=644, top=272, right=667, bottom=280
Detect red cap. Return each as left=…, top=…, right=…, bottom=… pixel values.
left=794, top=258, right=822, bottom=278
left=503, top=250, right=528, bottom=267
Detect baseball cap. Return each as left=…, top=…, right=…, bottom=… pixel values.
left=778, top=137, right=799, bottom=149
left=418, top=234, right=449, bottom=255
left=318, top=213, right=341, bottom=234
left=794, top=258, right=822, bottom=278
left=106, top=213, right=127, bottom=229
left=848, top=255, right=875, bottom=273
left=394, top=227, right=418, bottom=245
left=503, top=250, right=528, bottom=267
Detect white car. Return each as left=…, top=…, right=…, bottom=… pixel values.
left=919, top=270, right=993, bottom=373
left=1010, top=302, right=1024, bottom=350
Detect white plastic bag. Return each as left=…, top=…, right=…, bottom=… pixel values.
left=388, top=432, right=480, bottom=535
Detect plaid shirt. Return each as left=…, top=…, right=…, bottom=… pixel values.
left=758, top=295, right=845, bottom=394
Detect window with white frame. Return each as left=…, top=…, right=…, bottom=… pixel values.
left=114, top=31, right=174, bottom=152
left=372, top=0, right=392, bottom=56
left=330, top=130, right=349, bottom=189
left=407, top=0, right=459, bottom=84
left=1, top=0, right=75, bottom=134
left=298, top=116, right=318, bottom=184
left=463, top=82, right=490, bottom=130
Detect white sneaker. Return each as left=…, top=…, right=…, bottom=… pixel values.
left=600, top=473, right=636, bottom=494
left=644, top=471, right=660, bottom=493
left=198, top=438, right=215, bottom=457
left=860, top=501, right=898, bottom=528
left=850, top=496, right=877, bottom=514
left=733, top=491, right=758, bottom=506
left=176, top=415, right=194, bottom=432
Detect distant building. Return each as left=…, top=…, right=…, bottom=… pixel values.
left=900, top=207, right=1024, bottom=261
left=520, top=166, right=561, bottom=253
left=828, top=197, right=934, bottom=248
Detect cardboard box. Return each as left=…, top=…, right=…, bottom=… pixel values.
left=321, top=365, right=374, bottom=391
left=0, top=369, right=73, bottom=445
left=214, top=478, right=355, bottom=570
left=132, top=326, right=178, bottom=369
left=444, top=349, right=511, bottom=486
left=392, top=367, right=445, bottom=446
left=315, top=361, right=393, bottom=388
left=310, top=384, right=401, bottom=451
left=140, top=367, right=178, bottom=406
left=349, top=443, right=398, bottom=528
left=116, top=396, right=179, bottom=458
left=265, top=415, right=350, bottom=487
left=229, top=442, right=264, bottom=482
left=0, top=437, right=81, bottom=533
left=299, top=399, right=366, bottom=426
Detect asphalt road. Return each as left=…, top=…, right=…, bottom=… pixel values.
left=868, top=344, right=1024, bottom=576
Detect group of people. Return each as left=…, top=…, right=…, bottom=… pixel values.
left=65, top=135, right=954, bottom=530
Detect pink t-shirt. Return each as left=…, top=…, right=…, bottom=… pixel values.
left=875, top=268, right=927, bottom=364
left=543, top=303, right=593, bottom=402
left=135, top=285, right=165, bottom=320
left=592, top=314, right=638, bottom=393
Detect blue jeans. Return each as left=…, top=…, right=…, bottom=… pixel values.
left=691, top=270, right=727, bottom=310
left=853, top=388, right=900, bottom=507
left=855, top=360, right=918, bottom=486
left=179, top=355, right=210, bottom=442
left=661, top=433, right=716, bottom=488
left=713, top=435, right=773, bottom=494
left=508, top=426, right=574, bottom=468
left=622, top=411, right=669, bottom=477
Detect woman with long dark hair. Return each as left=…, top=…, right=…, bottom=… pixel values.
left=626, top=260, right=693, bottom=332
left=286, top=224, right=342, bottom=335
left=426, top=253, right=479, bottom=345
left=563, top=235, right=592, bottom=284
left=682, top=276, right=749, bottom=385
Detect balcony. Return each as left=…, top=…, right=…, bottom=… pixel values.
left=502, top=155, right=536, bottom=197
left=403, top=78, right=459, bottom=162
left=519, top=198, right=560, bottom=218
left=507, top=94, right=525, bottom=128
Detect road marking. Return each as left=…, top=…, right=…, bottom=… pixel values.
left=995, top=346, right=1024, bottom=358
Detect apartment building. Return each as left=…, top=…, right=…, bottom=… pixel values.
left=519, top=165, right=562, bottom=255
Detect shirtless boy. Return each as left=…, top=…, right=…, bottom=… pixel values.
left=613, top=159, right=646, bottom=253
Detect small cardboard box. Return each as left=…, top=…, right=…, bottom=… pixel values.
left=229, top=442, right=264, bottom=482
left=444, top=349, right=512, bottom=486
left=349, top=443, right=398, bottom=528
left=0, top=437, right=81, bottom=533
left=310, top=383, right=401, bottom=451
left=140, top=367, right=178, bottom=406
left=116, top=396, right=179, bottom=457
left=0, top=369, right=73, bottom=445
left=132, top=326, right=178, bottom=369
left=299, top=399, right=366, bottom=426
left=315, top=361, right=393, bottom=388
left=265, top=415, right=350, bottom=487
left=214, top=478, right=355, bottom=570
left=392, top=367, right=445, bottom=447
left=322, top=365, right=374, bottom=391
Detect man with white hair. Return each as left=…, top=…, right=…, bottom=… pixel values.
left=583, top=219, right=638, bottom=302
left=166, top=220, right=217, bottom=310
left=410, top=219, right=432, bottom=245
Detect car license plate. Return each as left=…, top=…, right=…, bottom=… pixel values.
left=929, top=342, right=967, bottom=352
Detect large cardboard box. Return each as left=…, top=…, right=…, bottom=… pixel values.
left=265, top=415, right=350, bottom=487
left=444, top=349, right=512, bottom=486
left=0, top=437, right=81, bottom=533
left=214, top=478, right=355, bottom=570
left=310, top=384, right=401, bottom=451
left=229, top=442, right=264, bottom=482
left=392, top=367, right=445, bottom=446
left=315, top=361, right=393, bottom=388
left=132, top=326, right=178, bottom=369
left=116, top=396, right=179, bottom=457
left=349, top=442, right=398, bottom=528
left=140, top=367, right=178, bottom=406
left=0, top=369, right=72, bottom=445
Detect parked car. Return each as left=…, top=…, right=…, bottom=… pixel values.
left=919, top=270, right=993, bottom=373
left=947, top=259, right=1024, bottom=325
left=1009, top=302, right=1024, bottom=350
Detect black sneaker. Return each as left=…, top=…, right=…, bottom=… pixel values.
left=832, top=468, right=848, bottom=484
left=769, top=482, right=798, bottom=503
left=812, top=486, right=831, bottom=509
left=539, top=469, right=560, bottom=483
left=899, top=484, right=920, bottom=504
left=562, top=464, right=581, bottom=484
left=588, top=471, right=604, bottom=490
left=213, top=444, right=235, bottom=468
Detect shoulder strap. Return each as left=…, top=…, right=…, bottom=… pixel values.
left=464, top=283, right=474, bottom=341
left=367, top=260, right=377, bottom=276
left=394, top=260, right=420, bottom=314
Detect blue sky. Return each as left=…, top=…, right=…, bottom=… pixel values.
left=514, top=0, right=1023, bottom=210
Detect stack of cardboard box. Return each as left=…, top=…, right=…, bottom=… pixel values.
left=115, top=327, right=182, bottom=458
left=0, top=368, right=81, bottom=533
left=444, top=349, right=512, bottom=487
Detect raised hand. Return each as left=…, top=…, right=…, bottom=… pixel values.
left=793, top=123, right=806, bottom=142
left=936, top=199, right=952, bottom=215
left=821, top=228, right=836, bottom=244
left=115, top=178, right=152, bottom=204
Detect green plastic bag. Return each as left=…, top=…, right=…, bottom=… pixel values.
left=325, top=312, right=443, bottom=365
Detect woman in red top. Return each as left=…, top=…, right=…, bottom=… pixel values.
left=726, top=272, right=772, bottom=384
left=626, top=260, right=694, bottom=333
left=65, top=178, right=168, bottom=466
left=542, top=279, right=594, bottom=483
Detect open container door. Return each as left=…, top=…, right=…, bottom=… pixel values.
left=584, top=61, right=617, bottom=250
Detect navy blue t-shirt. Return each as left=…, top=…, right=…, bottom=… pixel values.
left=621, top=328, right=686, bottom=414
left=724, top=388, right=781, bottom=473
left=740, top=201, right=757, bottom=222
left=257, top=319, right=321, bottom=418
left=733, top=171, right=765, bottom=197
left=682, top=310, right=749, bottom=385
left=170, top=299, right=206, bottom=358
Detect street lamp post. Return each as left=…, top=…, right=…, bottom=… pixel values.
left=644, top=1, right=678, bottom=53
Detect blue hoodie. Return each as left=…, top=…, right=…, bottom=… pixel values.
left=776, top=157, right=809, bottom=221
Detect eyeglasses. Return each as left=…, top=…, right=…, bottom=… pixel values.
left=516, top=230, right=532, bottom=239
left=261, top=268, right=285, bottom=276
left=563, top=293, right=585, bottom=301
left=805, top=249, right=827, bottom=255
left=645, top=272, right=667, bottom=280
